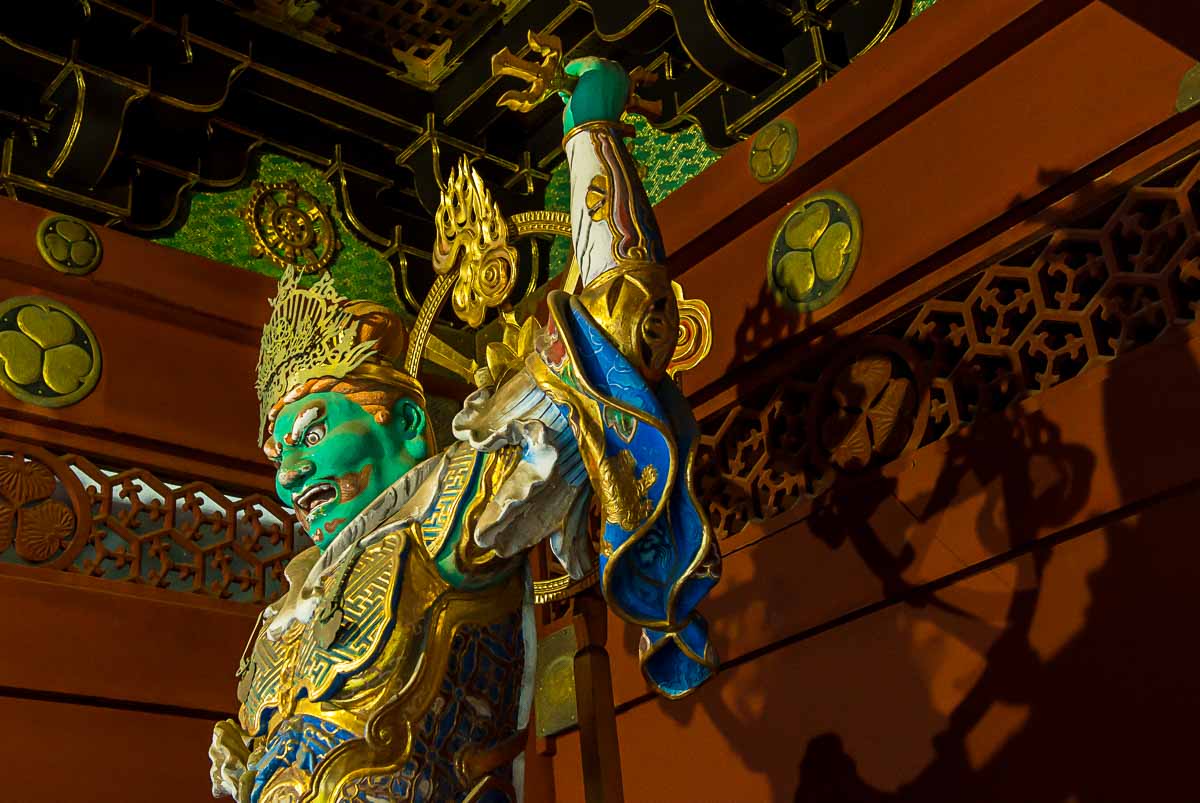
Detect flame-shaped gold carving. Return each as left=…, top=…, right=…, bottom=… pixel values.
left=433, top=156, right=519, bottom=328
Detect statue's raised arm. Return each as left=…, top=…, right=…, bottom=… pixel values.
left=524, top=55, right=721, bottom=699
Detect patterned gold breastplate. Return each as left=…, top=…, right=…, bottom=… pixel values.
left=235, top=446, right=527, bottom=803
left=238, top=528, right=408, bottom=738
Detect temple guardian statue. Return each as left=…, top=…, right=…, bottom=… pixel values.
left=208, top=52, right=720, bottom=803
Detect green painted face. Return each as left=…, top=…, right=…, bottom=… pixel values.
left=271, top=392, right=428, bottom=550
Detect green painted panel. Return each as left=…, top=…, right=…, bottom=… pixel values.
left=912, top=0, right=938, bottom=17
left=154, top=154, right=403, bottom=314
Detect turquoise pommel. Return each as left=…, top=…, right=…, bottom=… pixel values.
left=560, top=57, right=631, bottom=135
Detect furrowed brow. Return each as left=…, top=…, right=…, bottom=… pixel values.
left=286, top=401, right=325, bottom=446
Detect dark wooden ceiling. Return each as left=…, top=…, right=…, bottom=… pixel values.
left=0, top=0, right=910, bottom=310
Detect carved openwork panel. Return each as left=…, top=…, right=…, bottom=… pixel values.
left=696, top=338, right=925, bottom=538
left=0, top=442, right=90, bottom=569
left=0, top=440, right=301, bottom=604
left=698, top=148, right=1200, bottom=540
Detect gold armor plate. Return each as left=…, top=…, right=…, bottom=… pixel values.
left=239, top=530, right=407, bottom=736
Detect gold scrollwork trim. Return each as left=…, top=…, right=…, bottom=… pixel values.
left=41, top=65, right=85, bottom=180
left=668, top=282, right=712, bottom=378
left=509, top=209, right=572, bottom=239
left=531, top=568, right=599, bottom=604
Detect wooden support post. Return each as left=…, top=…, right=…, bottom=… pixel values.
left=571, top=589, right=624, bottom=803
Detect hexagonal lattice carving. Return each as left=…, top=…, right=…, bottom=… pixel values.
left=0, top=440, right=300, bottom=604
left=697, top=149, right=1200, bottom=541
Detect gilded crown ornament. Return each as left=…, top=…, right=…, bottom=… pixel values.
left=253, top=268, right=422, bottom=443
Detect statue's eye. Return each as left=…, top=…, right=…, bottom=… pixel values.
left=303, top=423, right=326, bottom=446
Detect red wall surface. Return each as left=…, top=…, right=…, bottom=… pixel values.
left=0, top=0, right=1198, bottom=800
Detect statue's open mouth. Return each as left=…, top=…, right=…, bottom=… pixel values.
left=294, top=482, right=337, bottom=519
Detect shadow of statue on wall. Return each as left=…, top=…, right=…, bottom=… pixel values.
left=788, top=326, right=1200, bottom=802
left=782, top=151, right=1200, bottom=803
left=654, top=364, right=1102, bottom=801
left=656, top=148, right=1200, bottom=800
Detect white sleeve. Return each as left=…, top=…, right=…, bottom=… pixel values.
left=450, top=370, right=593, bottom=577
left=565, top=122, right=667, bottom=288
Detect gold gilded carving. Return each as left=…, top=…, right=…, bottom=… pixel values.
left=0, top=296, right=101, bottom=408
left=243, top=179, right=341, bottom=274
left=585, top=174, right=610, bottom=222
left=598, top=450, right=657, bottom=532
left=403, top=272, right=455, bottom=378
left=432, top=156, right=518, bottom=327
left=255, top=268, right=424, bottom=443
left=534, top=624, right=580, bottom=738
left=667, top=281, right=712, bottom=379
left=1178, top=64, right=1200, bottom=113
left=508, top=209, right=572, bottom=239
left=491, top=31, right=662, bottom=119
left=303, top=540, right=524, bottom=802
left=391, top=40, right=453, bottom=88
left=578, top=264, right=679, bottom=382
left=35, top=215, right=102, bottom=275
left=748, top=120, right=798, bottom=183
left=491, top=30, right=568, bottom=113
left=260, top=764, right=309, bottom=803
left=532, top=568, right=599, bottom=605
left=477, top=311, right=539, bottom=389
left=767, top=191, right=862, bottom=312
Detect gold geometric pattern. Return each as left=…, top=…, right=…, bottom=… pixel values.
left=240, top=531, right=406, bottom=735
left=420, top=445, right=481, bottom=557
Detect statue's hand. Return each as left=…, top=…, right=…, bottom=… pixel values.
left=560, top=58, right=630, bottom=134
left=209, top=719, right=251, bottom=801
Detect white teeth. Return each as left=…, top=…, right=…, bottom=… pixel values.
left=294, top=482, right=336, bottom=516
